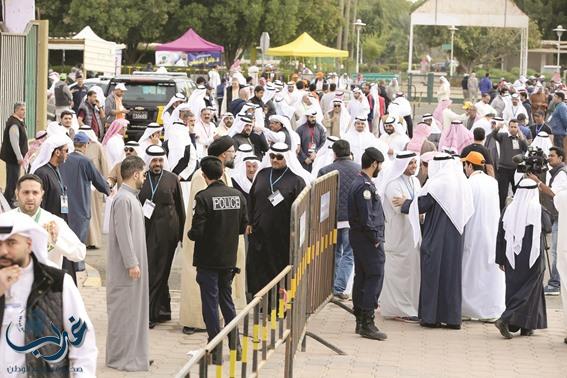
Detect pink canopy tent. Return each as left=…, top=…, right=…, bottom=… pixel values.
left=156, top=28, right=224, bottom=52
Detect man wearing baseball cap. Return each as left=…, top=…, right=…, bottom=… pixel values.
left=105, top=83, right=129, bottom=128
left=461, top=151, right=505, bottom=321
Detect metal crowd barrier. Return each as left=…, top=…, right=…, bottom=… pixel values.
left=175, top=266, right=292, bottom=378
left=176, top=171, right=341, bottom=377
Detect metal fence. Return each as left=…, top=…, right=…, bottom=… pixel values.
left=0, top=22, right=40, bottom=143
left=175, top=172, right=340, bottom=377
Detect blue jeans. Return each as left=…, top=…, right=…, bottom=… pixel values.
left=334, top=228, right=354, bottom=294
left=548, top=221, right=561, bottom=288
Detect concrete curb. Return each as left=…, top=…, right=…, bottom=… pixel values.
left=82, top=262, right=102, bottom=288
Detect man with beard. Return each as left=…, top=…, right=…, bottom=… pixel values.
left=59, top=110, right=76, bottom=139
left=378, top=152, right=421, bottom=321
left=247, top=142, right=307, bottom=295
left=104, top=83, right=129, bottom=129
left=194, top=107, right=217, bottom=158
left=395, top=153, right=474, bottom=329
left=77, top=90, right=106, bottom=140
left=138, top=145, right=185, bottom=328
left=379, top=116, right=410, bottom=159
left=0, top=213, right=97, bottom=375
left=348, top=147, right=388, bottom=340
left=215, top=113, right=235, bottom=138
left=232, top=115, right=269, bottom=159
left=296, top=110, right=327, bottom=171
left=180, top=136, right=247, bottom=335
left=263, top=114, right=300, bottom=151
left=7, top=174, right=85, bottom=269
left=106, top=155, right=150, bottom=371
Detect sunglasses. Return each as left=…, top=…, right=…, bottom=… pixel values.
left=124, top=147, right=135, bottom=152
left=333, top=104, right=341, bottom=108
left=269, top=153, right=285, bottom=161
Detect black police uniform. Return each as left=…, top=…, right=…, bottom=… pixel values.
left=348, top=171, right=387, bottom=340
left=188, top=180, right=248, bottom=341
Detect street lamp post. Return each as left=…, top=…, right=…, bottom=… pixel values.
left=353, top=19, right=366, bottom=76
left=553, top=25, right=566, bottom=71
left=448, top=25, right=458, bottom=77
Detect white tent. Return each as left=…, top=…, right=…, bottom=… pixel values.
left=409, top=0, right=530, bottom=76
left=48, top=26, right=126, bottom=76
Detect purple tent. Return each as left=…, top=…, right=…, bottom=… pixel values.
left=156, top=28, right=224, bottom=52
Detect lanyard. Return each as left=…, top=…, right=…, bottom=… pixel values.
left=402, top=176, right=415, bottom=200
left=149, top=171, right=163, bottom=201
left=269, top=167, right=288, bottom=194
left=535, top=124, right=545, bottom=135
left=48, top=164, right=65, bottom=194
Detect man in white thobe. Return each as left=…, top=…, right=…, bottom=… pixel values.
left=554, top=189, right=567, bottom=344
left=8, top=174, right=85, bottom=269
left=378, top=152, right=421, bottom=320
left=461, top=151, right=505, bottom=320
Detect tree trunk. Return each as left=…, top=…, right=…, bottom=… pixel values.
left=350, top=0, right=359, bottom=59
left=337, top=0, right=344, bottom=50
left=343, top=0, right=351, bottom=52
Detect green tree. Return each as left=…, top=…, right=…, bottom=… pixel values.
left=62, top=0, right=179, bottom=63
left=515, top=0, right=567, bottom=39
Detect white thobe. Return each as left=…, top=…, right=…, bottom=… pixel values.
left=194, top=120, right=216, bottom=158
left=345, top=131, right=389, bottom=165
left=502, top=104, right=528, bottom=123
left=379, top=175, right=421, bottom=317
left=554, top=190, right=567, bottom=329
left=104, top=136, right=125, bottom=171
left=0, top=261, right=97, bottom=377
left=7, top=208, right=85, bottom=269
left=462, top=171, right=505, bottom=319
left=379, top=133, right=410, bottom=159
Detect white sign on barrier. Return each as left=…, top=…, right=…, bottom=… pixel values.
left=299, top=211, right=306, bottom=247
left=320, top=192, right=330, bottom=223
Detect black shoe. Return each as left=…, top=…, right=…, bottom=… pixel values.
left=149, top=359, right=154, bottom=366
left=149, top=321, right=158, bottom=329
left=420, top=322, right=441, bottom=328
left=520, top=328, right=533, bottom=336
left=445, top=323, right=461, bottom=330
left=359, top=311, right=387, bottom=341
left=564, top=336, right=567, bottom=344
left=183, top=326, right=196, bottom=335
left=494, top=319, right=513, bottom=339
left=353, top=307, right=362, bottom=334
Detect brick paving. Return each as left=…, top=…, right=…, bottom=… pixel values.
left=79, top=265, right=567, bottom=377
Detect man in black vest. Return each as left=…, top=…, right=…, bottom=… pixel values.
left=0, top=102, right=28, bottom=207
left=0, top=212, right=97, bottom=375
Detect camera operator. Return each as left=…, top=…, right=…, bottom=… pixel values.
left=77, top=89, right=106, bottom=141
left=528, top=147, right=567, bottom=296
left=492, top=118, right=528, bottom=210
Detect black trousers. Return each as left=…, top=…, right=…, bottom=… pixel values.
left=196, top=267, right=237, bottom=341
left=350, top=230, right=385, bottom=312
left=496, top=167, right=517, bottom=211
left=4, top=162, right=20, bottom=207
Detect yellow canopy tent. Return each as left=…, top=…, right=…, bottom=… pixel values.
left=267, top=32, right=348, bottom=58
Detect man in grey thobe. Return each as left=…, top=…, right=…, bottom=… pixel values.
left=106, top=156, right=150, bottom=371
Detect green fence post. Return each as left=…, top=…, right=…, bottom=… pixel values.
left=427, top=73, right=435, bottom=104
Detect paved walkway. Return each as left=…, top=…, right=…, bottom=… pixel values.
left=79, top=263, right=566, bottom=377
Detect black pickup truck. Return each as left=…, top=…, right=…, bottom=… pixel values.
left=105, top=73, right=194, bottom=140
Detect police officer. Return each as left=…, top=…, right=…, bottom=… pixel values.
left=348, top=147, right=387, bottom=341
left=188, top=156, right=248, bottom=352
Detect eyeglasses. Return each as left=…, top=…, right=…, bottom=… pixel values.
left=269, top=153, right=285, bottom=161
left=124, top=147, right=135, bottom=153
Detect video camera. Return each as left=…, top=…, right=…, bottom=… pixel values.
left=513, top=146, right=548, bottom=174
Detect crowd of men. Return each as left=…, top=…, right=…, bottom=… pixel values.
left=1, top=66, right=567, bottom=373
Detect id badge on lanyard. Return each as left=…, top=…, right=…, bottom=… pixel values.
left=60, top=194, right=69, bottom=214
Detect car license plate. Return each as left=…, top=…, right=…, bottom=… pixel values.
left=132, top=111, right=148, bottom=120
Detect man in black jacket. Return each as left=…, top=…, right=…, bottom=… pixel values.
left=318, top=140, right=361, bottom=299
left=0, top=102, right=28, bottom=207
left=188, top=156, right=248, bottom=344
